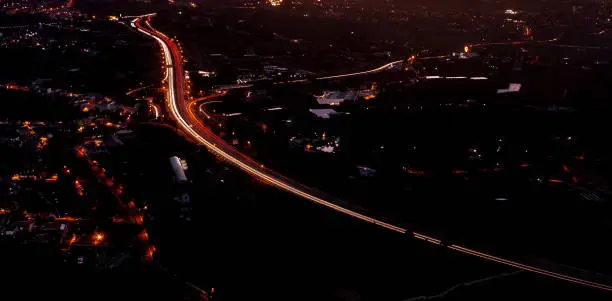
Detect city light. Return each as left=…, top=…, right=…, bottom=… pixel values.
left=1, top=2, right=610, bottom=298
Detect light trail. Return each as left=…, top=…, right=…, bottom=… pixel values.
left=403, top=271, right=522, bottom=301
left=198, top=100, right=221, bottom=120
left=306, top=55, right=447, bottom=81
left=316, top=60, right=403, bottom=80
left=123, top=13, right=157, bottom=19
left=134, top=15, right=612, bottom=292
left=465, top=38, right=609, bottom=51
left=126, top=84, right=154, bottom=95
left=149, top=103, right=160, bottom=118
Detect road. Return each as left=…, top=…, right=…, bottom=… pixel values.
left=149, top=101, right=161, bottom=119
left=126, top=84, right=155, bottom=96
left=316, top=60, right=404, bottom=80
left=197, top=100, right=222, bottom=120
left=132, top=15, right=612, bottom=292
left=465, top=38, right=610, bottom=52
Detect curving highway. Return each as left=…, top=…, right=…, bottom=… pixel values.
left=132, top=15, right=612, bottom=292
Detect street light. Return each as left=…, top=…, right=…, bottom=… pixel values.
left=93, top=232, right=104, bottom=245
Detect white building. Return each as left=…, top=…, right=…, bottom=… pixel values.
left=169, top=156, right=188, bottom=183
left=315, top=91, right=358, bottom=105
left=309, top=108, right=338, bottom=119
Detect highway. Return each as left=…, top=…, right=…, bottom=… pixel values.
left=133, top=15, right=612, bottom=292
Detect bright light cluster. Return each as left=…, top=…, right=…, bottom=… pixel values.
left=269, top=0, right=283, bottom=6
left=505, top=9, right=519, bottom=15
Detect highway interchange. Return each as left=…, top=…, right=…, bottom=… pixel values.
left=132, top=14, right=612, bottom=292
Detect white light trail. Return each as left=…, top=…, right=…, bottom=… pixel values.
left=317, top=60, right=403, bottom=80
